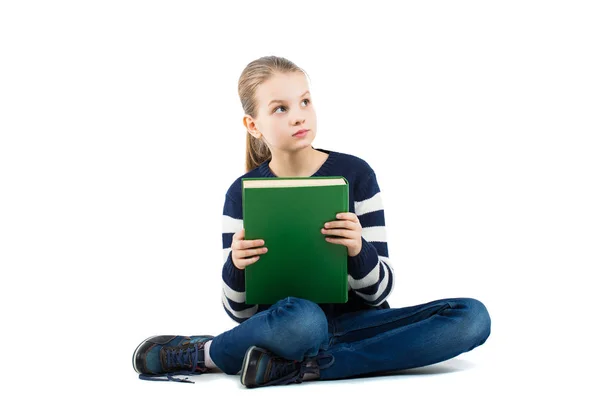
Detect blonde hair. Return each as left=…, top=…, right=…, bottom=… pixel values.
left=238, top=56, right=310, bottom=172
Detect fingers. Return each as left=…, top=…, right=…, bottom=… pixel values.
left=242, top=246, right=268, bottom=257
left=321, top=228, right=354, bottom=238
left=324, top=220, right=357, bottom=230
left=336, top=212, right=359, bottom=220
left=233, top=229, right=264, bottom=248
left=231, top=228, right=268, bottom=269
left=233, top=228, right=244, bottom=240
left=234, top=254, right=261, bottom=269
left=233, top=237, right=265, bottom=250
left=233, top=246, right=268, bottom=269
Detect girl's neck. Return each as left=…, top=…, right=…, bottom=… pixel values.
left=268, top=146, right=328, bottom=177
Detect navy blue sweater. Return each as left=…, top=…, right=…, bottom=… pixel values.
left=221, top=148, right=395, bottom=323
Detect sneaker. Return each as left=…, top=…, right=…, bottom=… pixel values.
left=132, top=335, right=214, bottom=383
left=240, top=346, right=335, bottom=388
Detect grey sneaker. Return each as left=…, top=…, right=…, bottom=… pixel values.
left=132, top=335, right=214, bottom=383
left=240, top=345, right=334, bottom=388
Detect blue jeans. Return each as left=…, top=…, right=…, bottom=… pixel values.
left=210, top=296, right=491, bottom=379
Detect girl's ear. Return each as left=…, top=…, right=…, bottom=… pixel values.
left=243, top=115, right=261, bottom=139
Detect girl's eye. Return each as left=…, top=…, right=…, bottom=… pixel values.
left=274, top=99, right=310, bottom=113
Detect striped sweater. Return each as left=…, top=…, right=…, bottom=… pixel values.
left=221, top=148, right=395, bottom=323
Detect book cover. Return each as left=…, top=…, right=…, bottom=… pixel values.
left=242, top=176, right=349, bottom=304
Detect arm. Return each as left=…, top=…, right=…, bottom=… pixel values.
left=347, top=172, right=395, bottom=306
left=221, top=193, right=258, bottom=323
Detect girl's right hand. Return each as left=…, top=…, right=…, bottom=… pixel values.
left=231, top=228, right=268, bottom=270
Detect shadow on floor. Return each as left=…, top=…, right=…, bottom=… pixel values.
left=324, top=357, right=476, bottom=383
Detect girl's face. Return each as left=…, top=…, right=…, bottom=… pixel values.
left=247, top=72, right=316, bottom=153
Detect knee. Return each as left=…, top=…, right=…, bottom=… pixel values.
left=278, top=297, right=328, bottom=343
left=460, top=298, right=491, bottom=348
left=269, top=297, right=328, bottom=358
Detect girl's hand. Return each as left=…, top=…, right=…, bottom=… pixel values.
left=321, top=212, right=363, bottom=257
left=231, top=228, right=268, bottom=270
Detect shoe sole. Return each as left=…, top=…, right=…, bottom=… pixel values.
left=240, top=346, right=261, bottom=387
left=132, top=335, right=159, bottom=374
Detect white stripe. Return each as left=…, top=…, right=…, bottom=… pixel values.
left=382, top=257, right=393, bottom=280
left=221, top=289, right=258, bottom=319
left=348, top=259, right=380, bottom=289
left=222, top=215, right=243, bottom=234
left=222, top=279, right=246, bottom=303
left=223, top=248, right=231, bottom=263
left=362, top=226, right=387, bottom=243
left=222, top=215, right=243, bottom=262
left=355, top=192, right=384, bottom=216
left=370, top=293, right=389, bottom=307
left=385, top=257, right=396, bottom=298
left=354, top=261, right=390, bottom=304
left=348, top=255, right=392, bottom=289
left=375, top=259, right=394, bottom=305
left=379, top=257, right=395, bottom=301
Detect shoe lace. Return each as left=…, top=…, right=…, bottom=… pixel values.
left=299, top=351, right=335, bottom=379
left=264, top=351, right=336, bottom=387
left=138, top=344, right=205, bottom=384
left=268, top=358, right=301, bottom=383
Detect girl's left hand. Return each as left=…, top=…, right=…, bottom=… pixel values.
left=321, top=212, right=362, bottom=257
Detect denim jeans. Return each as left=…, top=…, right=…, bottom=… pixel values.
left=209, top=296, right=491, bottom=379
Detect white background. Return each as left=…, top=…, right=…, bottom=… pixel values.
left=1, top=1, right=598, bottom=396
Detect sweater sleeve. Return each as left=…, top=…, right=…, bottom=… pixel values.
left=221, top=192, right=258, bottom=323
left=347, top=171, right=395, bottom=306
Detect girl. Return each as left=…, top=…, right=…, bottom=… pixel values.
left=132, top=55, right=491, bottom=388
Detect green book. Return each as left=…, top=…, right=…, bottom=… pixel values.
left=242, top=176, right=349, bottom=305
